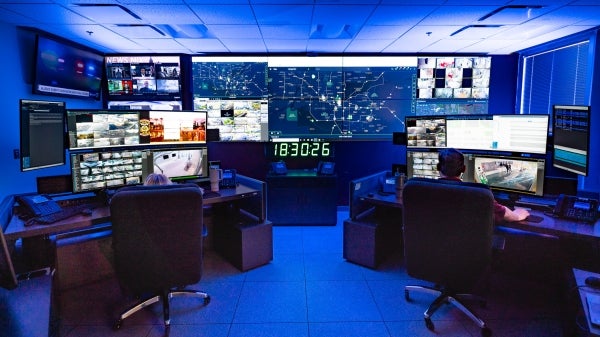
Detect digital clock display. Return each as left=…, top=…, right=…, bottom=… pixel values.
left=271, top=141, right=333, bottom=158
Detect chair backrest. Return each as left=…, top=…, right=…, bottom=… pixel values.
left=402, top=177, right=495, bottom=292
left=109, top=183, right=204, bottom=294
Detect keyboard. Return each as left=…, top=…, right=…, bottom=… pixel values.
left=26, top=204, right=96, bottom=225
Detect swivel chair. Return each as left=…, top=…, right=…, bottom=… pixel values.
left=109, top=183, right=210, bottom=330
left=402, top=177, right=494, bottom=337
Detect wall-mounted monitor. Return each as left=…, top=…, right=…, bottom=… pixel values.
left=105, top=55, right=182, bottom=102
left=191, top=56, right=269, bottom=99
left=33, top=35, right=102, bottom=100
left=196, top=98, right=268, bottom=141
left=19, top=99, right=66, bottom=171
left=415, top=56, right=491, bottom=115
left=107, top=100, right=182, bottom=111
left=150, top=147, right=208, bottom=182
left=552, top=105, right=591, bottom=176
left=406, top=117, right=447, bottom=148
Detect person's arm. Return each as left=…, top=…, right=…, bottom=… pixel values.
left=502, top=205, right=530, bottom=222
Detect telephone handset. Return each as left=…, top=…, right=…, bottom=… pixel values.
left=553, top=194, right=599, bottom=223
left=17, top=194, right=62, bottom=218
left=317, top=161, right=335, bottom=175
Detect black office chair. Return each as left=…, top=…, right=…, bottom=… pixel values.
left=402, top=177, right=494, bottom=337
left=109, top=183, right=210, bottom=330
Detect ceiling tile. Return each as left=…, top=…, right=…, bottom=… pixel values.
left=206, top=25, right=262, bottom=39
left=176, top=38, right=229, bottom=53
left=252, top=5, right=313, bottom=25
left=367, top=5, right=437, bottom=26
left=68, top=4, right=143, bottom=24
left=221, top=38, right=268, bottom=52
left=264, top=39, right=307, bottom=52
left=344, top=39, right=394, bottom=52
left=420, top=5, right=497, bottom=25
left=127, top=5, right=204, bottom=24
left=260, top=25, right=311, bottom=39
left=2, top=4, right=93, bottom=24
left=355, top=25, right=410, bottom=39
left=189, top=4, right=256, bottom=25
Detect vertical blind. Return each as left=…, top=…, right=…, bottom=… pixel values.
left=520, top=41, right=589, bottom=115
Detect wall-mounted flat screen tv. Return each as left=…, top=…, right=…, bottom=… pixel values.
left=105, top=55, right=182, bottom=102
left=33, top=35, right=103, bottom=100
left=20, top=99, right=66, bottom=171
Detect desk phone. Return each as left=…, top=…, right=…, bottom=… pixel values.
left=554, top=194, right=599, bottom=223
left=17, top=195, right=61, bottom=217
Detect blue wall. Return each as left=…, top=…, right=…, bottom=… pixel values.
left=5, top=22, right=594, bottom=205
left=0, top=24, right=101, bottom=201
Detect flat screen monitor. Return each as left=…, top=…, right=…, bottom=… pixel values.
left=150, top=147, right=209, bottom=182
left=415, top=56, right=491, bottom=115
left=196, top=98, right=268, bottom=141
left=552, top=105, right=591, bottom=176
left=105, top=55, right=182, bottom=102
left=407, top=150, right=546, bottom=197
left=143, top=110, right=207, bottom=146
left=0, top=224, right=18, bottom=290
left=446, top=114, right=549, bottom=154
left=406, top=149, right=440, bottom=179
left=19, top=99, right=66, bottom=171
left=66, top=109, right=141, bottom=151
left=70, top=149, right=151, bottom=193
left=463, top=153, right=546, bottom=197
left=406, top=117, right=447, bottom=148
left=406, top=114, right=549, bottom=154
left=107, top=100, right=183, bottom=111
left=191, top=56, right=269, bottom=99
left=33, top=35, right=102, bottom=100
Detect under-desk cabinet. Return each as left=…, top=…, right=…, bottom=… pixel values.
left=266, top=171, right=337, bottom=226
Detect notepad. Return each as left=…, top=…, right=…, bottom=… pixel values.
left=586, top=293, right=600, bottom=327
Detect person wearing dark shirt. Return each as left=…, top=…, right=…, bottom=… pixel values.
left=437, top=148, right=530, bottom=223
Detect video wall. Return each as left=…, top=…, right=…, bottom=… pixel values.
left=188, top=55, right=492, bottom=142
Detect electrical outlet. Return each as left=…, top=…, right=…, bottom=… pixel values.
left=13, top=149, right=19, bottom=159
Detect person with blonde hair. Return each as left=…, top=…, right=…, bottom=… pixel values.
left=144, top=173, right=172, bottom=186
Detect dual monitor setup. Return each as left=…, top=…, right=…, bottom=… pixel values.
left=20, top=99, right=209, bottom=194
left=405, top=105, right=591, bottom=199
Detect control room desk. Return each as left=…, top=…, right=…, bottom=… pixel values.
left=4, top=181, right=273, bottom=272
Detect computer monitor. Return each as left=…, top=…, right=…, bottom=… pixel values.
left=66, top=109, right=141, bottom=151
left=70, top=149, right=151, bottom=193
left=19, top=99, right=66, bottom=171
left=405, top=117, right=447, bottom=148
left=143, top=110, right=207, bottom=145
left=463, top=153, right=546, bottom=197
left=406, top=149, right=440, bottom=179
left=150, top=147, right=209, bottom=182
left=196, top=98, right=268, bottom=142
left=552, top=105, right=591, bottom=176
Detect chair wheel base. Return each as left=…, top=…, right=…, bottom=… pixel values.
left=113, top=320, right=123, bottom=330
left=425, top=317, right=434, bottom=331
left=204, top=295, right=211, bottom=305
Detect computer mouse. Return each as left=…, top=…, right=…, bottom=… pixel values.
left=585, top=276, right=600, bottom=289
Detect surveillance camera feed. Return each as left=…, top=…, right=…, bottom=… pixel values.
left=467, top=154, right=545, bottom=196
left=406, top=150, right=439, bottom=179
left=406, top=117, right=446, bottom=148
left=151, top=148, right=207, bottom=181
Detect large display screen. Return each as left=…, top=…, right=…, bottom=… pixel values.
left=33, top=35, right=103, bottom=100
left=552, top=105, right=591, bottom=176
left=20, top=99, right=66, bottom=171
left=151, top=147, right=208, bottom=182
left=415, top=56, right=491, bottom=115
left=196, top=98, right=268, bottom=141
left=406, top=114, right=549, bottom=154
left=67, top=110, right=207, bottom=151
left=105, top=55, right=182, bottom=102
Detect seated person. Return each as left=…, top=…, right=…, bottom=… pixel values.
left=437, top=148, right=530, bottom=223
left=144, top=173, right=172, bottom=186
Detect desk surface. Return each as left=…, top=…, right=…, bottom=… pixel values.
left=357, top=191, right=600, bottom=240
left=5, top=184, right=260, bottom=241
